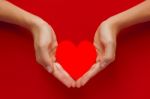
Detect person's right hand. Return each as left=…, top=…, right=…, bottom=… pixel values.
left=31, top=18, right=75, bottom=88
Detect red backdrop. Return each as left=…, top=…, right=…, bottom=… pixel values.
left=1, top=0, right=150, bottom=99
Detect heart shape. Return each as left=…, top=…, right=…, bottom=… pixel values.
left=55, top=40, right=97, bottom=80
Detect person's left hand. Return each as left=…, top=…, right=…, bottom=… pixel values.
left=76, top=20, right=118, bottom=88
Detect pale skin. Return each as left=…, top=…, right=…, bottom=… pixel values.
left=0, top=0, right=150, bottom=88
left=76, top=0, right=150, bottom=87
left=0, top=0, right=75, bottom=88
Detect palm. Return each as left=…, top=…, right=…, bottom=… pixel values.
left=76, top=21, right=117, bottom=88
left=33, top=22, right=75, bottom=88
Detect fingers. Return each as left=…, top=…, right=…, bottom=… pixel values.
left=76, top=62, right=101, bottom=88
left=53, top=63, right=75, bottom=88
left=81, top=25, right=117, bottom=88
left=75, top=51, right=115, bottom=89
left=36, top=47, right=75, bottom=88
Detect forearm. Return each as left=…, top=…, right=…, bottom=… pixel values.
left=106, top=0, right=150, bottom=34
left=0, top=0, right=44, bottom=32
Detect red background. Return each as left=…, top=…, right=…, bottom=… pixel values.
left=0, top=0, right=150, bottom=98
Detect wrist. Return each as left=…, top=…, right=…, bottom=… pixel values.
left=101, top=18, right=120, bottom=39
left=104, top=16, right=122, bottom=35
left=106, top=15, right=127, bottom=34
left=28, top=16, right=47, bottom=36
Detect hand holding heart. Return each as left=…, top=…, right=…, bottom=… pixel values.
left=1, top=0, right=150, bottom=88
left=32, top=18, right=117, bottom=88
left=32, top=21, right=75, bottom=88
left=76, top=21, right=117, bottom=88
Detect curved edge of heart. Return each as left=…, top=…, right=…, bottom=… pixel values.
left=55, top=40, right=98, bottom=80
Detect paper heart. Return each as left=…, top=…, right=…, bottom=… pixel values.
left=55, top=40, right=97, bottom=80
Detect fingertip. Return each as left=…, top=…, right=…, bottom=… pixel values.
left=62, top=80, right=72, bottom=88
left=62, top=81, right=72, bottom=88
left=67, top=85, right=72, bottom=88
left=63, top=76, right=75, bottom=88
left=68, top=79, right=76, bottom=88
left=65, top=84, right=71, bottom=88
left=65, top=81, right=73, bottom=88
left=81, top=80, right=87, bottom=87
left=76, top=85, right=81, bottom=88
left=71, top=82, right=76, bottom=88
left=76, top=80, right=82, bottom=88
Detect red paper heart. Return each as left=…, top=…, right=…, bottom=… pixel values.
left=55, top=40, right=97, bottom=80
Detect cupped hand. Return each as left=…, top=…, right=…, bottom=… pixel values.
left=31, top=18, right=75, bottom=88
left=76, top=20, right=118, bottom=88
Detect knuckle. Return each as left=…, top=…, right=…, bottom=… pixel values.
left=35, top=40, right=49, bottom=49
left=106, top=40, right=113, bottom=44
left=106, top=40, right=116, bottom=46
left=37, top=43, right=48, bottom=49
left=36, top=57, right=41, bottom=64
left=111, top=56, right=116, bottom=62
left=35, top=55, right=44, bottom=65
left=105, top=55, right=115, bottom=63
